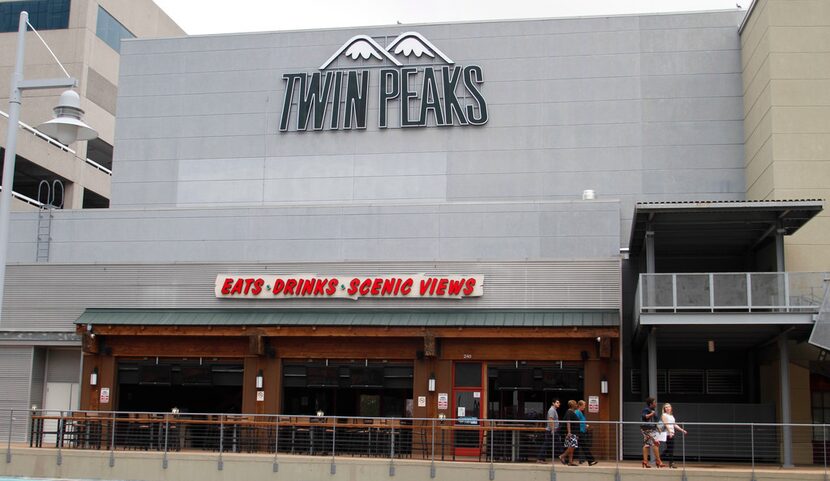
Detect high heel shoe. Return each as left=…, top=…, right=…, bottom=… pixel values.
left=642, top=461, right=651, bottom=468
left=656, top=462, right=668, bottom=468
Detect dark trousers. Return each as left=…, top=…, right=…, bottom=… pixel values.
left=577, top=431, right=595, bottom=463
left=663, top=435, right=676, bottom=464
left=537, top=430, right=560, bottom=460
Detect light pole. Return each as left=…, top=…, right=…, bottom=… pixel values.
left=0, top=11, right=97, bottom=323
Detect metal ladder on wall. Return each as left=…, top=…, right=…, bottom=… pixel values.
left=35, top=180, right=63, bottom=262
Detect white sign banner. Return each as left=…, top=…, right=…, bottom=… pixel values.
left=216, top=274, right=483, bottom=300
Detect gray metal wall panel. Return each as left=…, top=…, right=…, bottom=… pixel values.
left=109, top=11, right=746, bottom=250
left=0, top=347, right=33, bottom=442
left=45, top=349, right=80, bottom=383
left=7, top=200, right=621, bottom=264
left=0, top=260, right=620, bottom=332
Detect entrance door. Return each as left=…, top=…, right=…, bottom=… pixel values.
left=43, top=382, right=79, bottom=444
left=453, top=362, right=483, bottom=456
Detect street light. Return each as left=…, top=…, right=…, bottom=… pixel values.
left=0, top=11, right=98, bottom=322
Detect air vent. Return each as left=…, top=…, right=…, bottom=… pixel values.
left=706, top=369, right=743, bottom=395
left=668, top=369, right=705, bottom=394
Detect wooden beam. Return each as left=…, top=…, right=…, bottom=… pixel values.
left=94, top=325, right=618, bottom=339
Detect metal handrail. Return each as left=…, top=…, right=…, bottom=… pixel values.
left=0, top=109, right=112, bottom=175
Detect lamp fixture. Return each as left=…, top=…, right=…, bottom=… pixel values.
left=428, top=373, right=436, bottom=392
left=600, top=377, right=608, bottom=394
left=255, top=369, right=264, bottom=389
left=90, top=367, right=98, bottom=386
left=708, top=340, right=715, bottom=352
left=36, top=90, right=97, bottom=145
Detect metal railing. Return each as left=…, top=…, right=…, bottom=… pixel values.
left=637, top=272, right=828, bottom=314
left=0, top=109, right=112, bottom=175
left=6, top=409, right=830, bottom=476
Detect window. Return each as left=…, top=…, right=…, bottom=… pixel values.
left=95, top=6, right=133, bottom=53
left=0, top=0, right=70, bottom=32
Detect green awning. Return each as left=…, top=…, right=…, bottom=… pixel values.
left=75, top=309, right=619, bottom=327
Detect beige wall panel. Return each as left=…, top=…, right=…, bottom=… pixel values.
left=744, top=82, right=772, bottom=142
left=773, top=79, right=830, bottom=106
left=769, top=26, right=830, bottom=52
left=740, top=0, right=770, bottom=67
left=742, top=30, right=771, bottom=95
left=768, top=0, right=830, bottom=26
left=772, top=107, right=830, bottom=134
left=770, top=52, right=830, bottom=80
left=771, top=133, right=830, bottom=161
left=743, top=54, right=772, bottom=113
left=744, top=107, right=773, bottom=165
left=745, top=134, right=774, bottom=197
left=785, top=240, right=830, bottom=273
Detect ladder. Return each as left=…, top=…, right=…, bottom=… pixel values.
left=35, top=180, right=63, bottom=263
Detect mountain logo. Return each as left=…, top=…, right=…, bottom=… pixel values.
left=280, top=31, right=487, bottom=132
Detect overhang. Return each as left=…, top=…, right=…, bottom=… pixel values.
left=629, top=199, right=824, bottom=257
left=75, top=309, right=620, bottom=328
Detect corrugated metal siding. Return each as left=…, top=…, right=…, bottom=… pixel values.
left=0, top=347, right=33, bottom=442
left=46, top=349, right=80, bottom=383
left=77, top=309, right=619, bottom=327
left=2, top=260, right=620, bottom=331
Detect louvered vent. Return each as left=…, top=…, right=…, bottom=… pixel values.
left=706, top=369, right=743, bottom=395
left=668, top=369, right=705, bottom=394
left=630, top=369, right=668, bottom=394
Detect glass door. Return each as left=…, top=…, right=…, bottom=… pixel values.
left=453, top=362, right=483, bottom=456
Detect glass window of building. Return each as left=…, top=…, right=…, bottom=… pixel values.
left=95, top=6, right=133, bottom=53
left=0, top=0, right=70, bottom=32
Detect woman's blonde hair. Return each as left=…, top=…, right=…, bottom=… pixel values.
left=662, top=403, right=672, bottom=413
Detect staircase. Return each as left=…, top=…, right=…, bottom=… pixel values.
left=808, top=278, right=830, bottom=351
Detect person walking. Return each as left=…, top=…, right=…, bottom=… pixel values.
left=558, top=400, right=579, bottom=466
left=576, top=400, right=597, bottom=465
left=537, top=399, right=560, bottom=463
left=661, top=403, right=687, bottom=468
left=640, top=397, right=665, bottom=468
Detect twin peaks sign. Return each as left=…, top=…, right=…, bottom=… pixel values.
left=279, top=32, right=488, bottom=132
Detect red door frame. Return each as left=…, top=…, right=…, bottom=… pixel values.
left=452, top=362, right=486, bottom=457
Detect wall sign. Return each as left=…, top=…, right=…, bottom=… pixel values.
left=438, top=393, right=448, bottom=410
left=99, top=387, right=110, bottom=404
left=588, top=395, right=599, bottom=414
left=280, top=32, right=488, bottom=131
left=215, top=274, right=484, bottom=300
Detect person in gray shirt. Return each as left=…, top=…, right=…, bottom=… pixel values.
left=537, top=399, right=561, bottom=462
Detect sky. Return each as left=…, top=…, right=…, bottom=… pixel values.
left=152, top=0, right=744, bottom=35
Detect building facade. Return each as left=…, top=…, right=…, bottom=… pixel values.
left=1, top=1, right=829, bottom=463
left=0, top=0, right=183, bottom=211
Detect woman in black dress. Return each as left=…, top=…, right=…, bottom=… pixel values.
left=558, top=400, right=579, bottom=466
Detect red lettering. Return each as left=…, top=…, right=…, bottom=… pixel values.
left=401, top=278, right=413, bottom=295
left=347, top=278, right=360, bottom=295
left=447, top=279, right=463, bottom=296
left=285, top=279, right=297, bottom=295
left=301, top=279, right=315, bottom=296
left=221, top=277, right=234, bottom=295
left=326, top=278, right=338, bottom=295
left=359, top=279, right=372, bottom=296
left=436, top=278, right=448, bottom=295
left=419, top=278, right=432, bottom=296
left=244, top=278, right=256, bottom=294
left=313, top=279, right=326, bottom=295
left=251, top=278, right=264, bottom=295
left=463, top=278, right=477, bottom=295
left=381, top=278, right=395, bottom=296
left=230, top=278, right=244, bottom=295
left=371, top=278, right=382, bottom=296
left=272, top=279, right=285, bottom=294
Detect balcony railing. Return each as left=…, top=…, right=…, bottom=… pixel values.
left=636, top=272, right=829, bottom=315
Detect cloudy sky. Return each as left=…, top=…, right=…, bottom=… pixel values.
left=153, top=0, right=744, bottom=35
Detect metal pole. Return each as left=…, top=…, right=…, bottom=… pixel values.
left=681, top=429, right=687, bottom=481
left=489, top=421, right=494, bottom=481
left=751, top=423, right=756, bottom=481
left=273, top=417, right=281, bottom=470
left=389, top=424, right=395, bottom=477
left=430, top=419, right=436, bottom=479
left=218, top=416, right=224, bottom=471
left=109, top=413, right=115, bottom=467
left=56, top=411, right=63, bottom=466
left=614, top=422, right=620, bottom=481
left=6, top=410, right=13, bottom=463
left=162, top=416, right=169, bottom=469
left=823, top=424, right=828, bottom=481
left=330, top=422, right=336, bottom=475
left=0, top=11, right=28, bottom=324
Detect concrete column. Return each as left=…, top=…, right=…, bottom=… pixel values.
left=775, top=221, right=786, bottom=272
left=647, top=328, right=657, bottom=400
left=778, top=334, right=793, bottom=467
left=63, top=182, right=84, bottom=209
left=645, top=230, right=655, bottom=274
